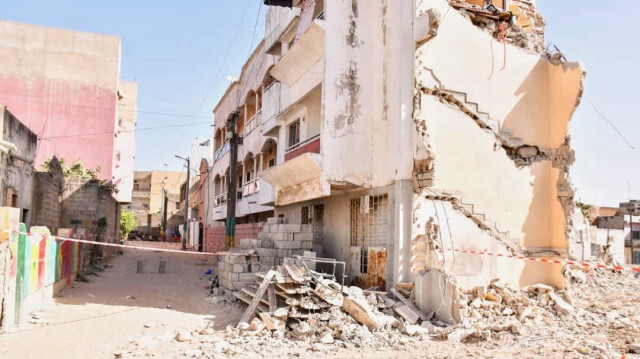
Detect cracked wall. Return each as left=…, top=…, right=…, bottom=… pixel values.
left=412, top=0, right=585, bottom=307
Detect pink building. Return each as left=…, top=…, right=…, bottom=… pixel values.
left=0, top=20, right=137, bottom=203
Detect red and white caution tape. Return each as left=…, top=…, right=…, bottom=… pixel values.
left=440, top=247, right=640, bottom=272
left=1, top=229, right=223, bottom=256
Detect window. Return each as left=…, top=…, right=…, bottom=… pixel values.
left=633, top=231, right=640, bottom=240
left=246, top=171, right=252, bottom=182
left=288, top=121, right=301, bottom=148
left=268, top=159, right=275, bottom=168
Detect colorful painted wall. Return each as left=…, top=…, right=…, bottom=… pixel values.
left=0, top=207, right=82, bottom=328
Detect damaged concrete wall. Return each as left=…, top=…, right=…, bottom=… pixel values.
left=411, top=0, right=584, bottom=321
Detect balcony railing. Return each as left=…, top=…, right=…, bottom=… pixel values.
left=213, top=193, right=227, bottom=207
left=284, top=134, right=320, bottom=162
left=214, top=140, right=231, bottom=161
left=242, top=179, right=260, bottom=197
left=244, top=110, right=262, bottom=136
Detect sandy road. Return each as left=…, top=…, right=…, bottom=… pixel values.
left=0, top=241, right=241, bottom=359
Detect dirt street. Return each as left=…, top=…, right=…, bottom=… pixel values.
left=0, top=241, right=242, bottom=359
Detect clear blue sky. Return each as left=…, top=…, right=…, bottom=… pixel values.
left=1, top=1, right=638, bottom=206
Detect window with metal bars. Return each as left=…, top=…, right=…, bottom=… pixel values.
left=350, top=194, right=389, bottom=273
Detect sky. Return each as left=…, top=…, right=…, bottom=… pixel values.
left=1, top=1, right=638, bottom=207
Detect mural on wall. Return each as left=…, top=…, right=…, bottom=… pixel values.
left=0, top=207, right=82, bottom=325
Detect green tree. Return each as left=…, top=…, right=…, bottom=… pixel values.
left=120, top=209, right=137, bottom=239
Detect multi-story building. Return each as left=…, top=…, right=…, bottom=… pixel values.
left=207, top=0, right=585, bottom=322
left=130, top=171, right=186, bottom=238
left=0, top=20, right=137, bottom=204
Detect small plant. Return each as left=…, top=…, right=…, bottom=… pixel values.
left=575, top=201, right=591, bottom=220
left=120, top=208, right=137, bottom=239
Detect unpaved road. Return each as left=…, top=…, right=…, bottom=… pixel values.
left=0, top=241, right=241, bottom=359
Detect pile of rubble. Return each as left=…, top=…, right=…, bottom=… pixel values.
left=231, top=262, right=439, bottom=344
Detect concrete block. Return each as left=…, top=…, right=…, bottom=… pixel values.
left=266, top=217, right=278, bottom=225
left=303, top=251, right=316, bottom=270
left=294, top=232, right=313, bottom=242
left=301, top=240, right=313, bottom=250
left=239, top=273, right=256, bottom=282
left=394, top=305, right=420, bottom=325
left=277, top=249, right=293, bottom=258
left=232, top=282, right=249, bottom=291
left=258, top=232, right=272, bottom=240
left=260, top=256, right=277, bottom=266
left=257, top=248, right=278, bottom=257
left=232, top=264, right=248, bottom=273
left=272, top=224, right=301, bottom=233
left=268, top=232, right=289, bottom=241
left=292, top=249, right=305, bottom=256
left=261, top=239, right=274, bottom=248
left=250, top=264, right=261, bottom=273
left=227, top=272, right=239, bottom=282
left=227, top=255, right=248, bottom=264
left=273, top=240, right=301, bottom=249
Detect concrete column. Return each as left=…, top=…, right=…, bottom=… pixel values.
left=255, top=91, right=260, bottom=112
left=388, top=0, right=415, bottom=286
left=253, top=156, right=258, bottom=178
left=258, top=152, right=264, bottom=173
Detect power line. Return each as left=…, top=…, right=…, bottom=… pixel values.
left=41, top=121, right=212, bottom=140
left=588, top=96, right=635, bottom=150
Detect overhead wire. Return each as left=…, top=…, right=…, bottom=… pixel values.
left=40, top=122, right=212, bottom=140
left=588, top=96, right=635, bottom=150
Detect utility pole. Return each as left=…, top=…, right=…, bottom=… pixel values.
left=183, top=158, right=190, bottom=251
left=225, top=110, right=240, bottom=249
left=175, top=155, right=191, bottom=251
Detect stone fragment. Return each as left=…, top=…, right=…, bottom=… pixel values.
left=485, top=291, right=502, bottom=303
left=529, top=284, right=554, bottom=293
left=548, top=292, right=573, bottom=315
left=174, top=331, right=193, bottom=342
left=320, top=333, right=334, bottom=344
left=394, top=305, right=420, bottom=325
left=629, top=343, right=640, bottom=353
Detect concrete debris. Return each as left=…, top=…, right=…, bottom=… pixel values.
left=174, top=331, right=193, bottom=342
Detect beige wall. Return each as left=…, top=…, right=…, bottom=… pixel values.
left=0, top=21, right=120, bottom=90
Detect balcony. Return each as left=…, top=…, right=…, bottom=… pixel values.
left=285, top=134, right=320, bottom=162
left=271, top=20, right=325, bottom=87
left=213, top=193, right=228, bottom=207
left=132, top=189, right=151, bottom=198
left=261, top=152, right=329, bottom=206
left=214, top=140, right=231, bottom=161
left=242, top=179, right=260, bottom=197
left=264, top=6, right=299, bottom=55
left=262, top=81, right=290, bottom=135
left=243, top=110, right=262, bottom=136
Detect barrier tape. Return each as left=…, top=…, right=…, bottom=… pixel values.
left=2, top=229, right=639, bottom=271
left=440, top=247, right=640, bottom=272
left=0, top=229, right=224, bottom=257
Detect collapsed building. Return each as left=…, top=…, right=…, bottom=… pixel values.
left=206, top=0, right=585, bottom=323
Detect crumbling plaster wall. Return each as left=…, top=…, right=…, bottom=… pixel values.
left=322, top=0, right=414, bottom=189
left=412, top=0, right=585, bottom=302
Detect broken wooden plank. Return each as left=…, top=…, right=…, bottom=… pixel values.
left=390, top=288, right=428, bottom=321
left=268, top=283, right=277, bottom=313
left=233, top=291, right=269, bottom=313
left=342, top=297, right=378, bottom=331
left=239, top=270, right=276, bottom=324
left=259, top=312, right=285, bottom=331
